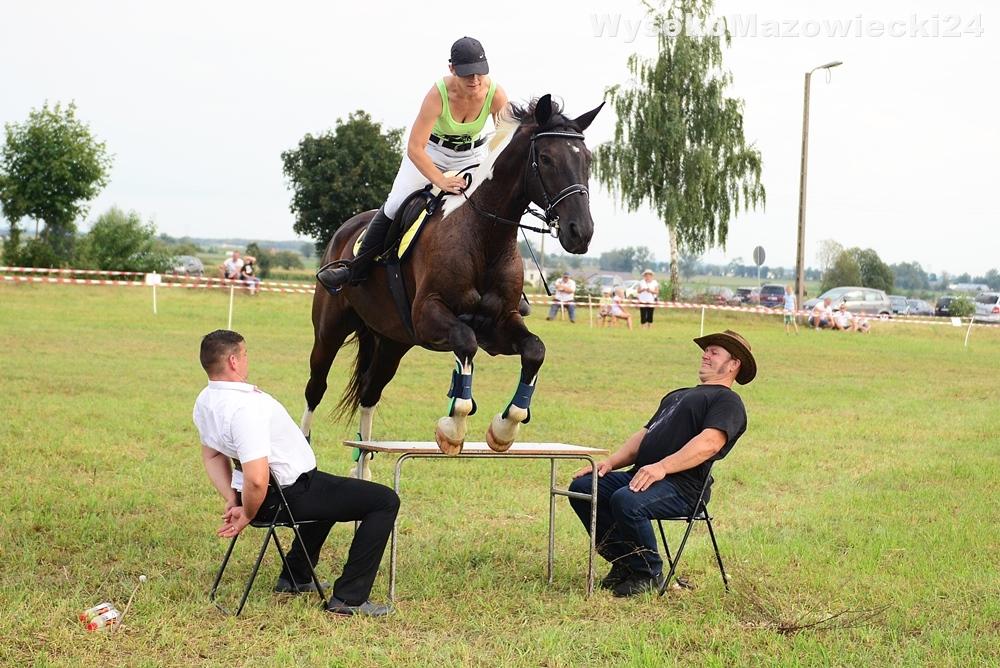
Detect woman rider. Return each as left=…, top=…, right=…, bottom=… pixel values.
left=317, top=36, right=509, bottom=294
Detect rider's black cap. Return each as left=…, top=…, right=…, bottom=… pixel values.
left=450, top=37, right=489, bottom=76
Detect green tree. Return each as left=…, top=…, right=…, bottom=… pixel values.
left=853, top=248, right=894, bottom=292
left=272, top=250, right=304, bottom=270
left=282, top=111, right=403, bottom=254
left=890, top=261, right=929, bottom=291
left=245, top=242, right=271, bottom=279
left=593, top=1, right=765, bottom=298
left=821, top=252, right=861, bottom=293
left=78, top=207, right=171, bottom=272
left=0, top=102, right=112, bottom=265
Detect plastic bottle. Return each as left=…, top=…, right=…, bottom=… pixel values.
left=79, top=602, right=114, bottom=622
left=86, top=608, right=120, bottom=631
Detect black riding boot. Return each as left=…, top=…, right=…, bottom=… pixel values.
left=316, top=207, right=394, bottom=295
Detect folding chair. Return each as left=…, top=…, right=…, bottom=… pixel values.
left=655, top=465, right=729, bottom=596
left=209, top=471, right=328, bottom=616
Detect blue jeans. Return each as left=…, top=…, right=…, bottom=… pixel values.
left=547, top=301, right=576, bottom=321
left=568, top=471, right=692, bottom=578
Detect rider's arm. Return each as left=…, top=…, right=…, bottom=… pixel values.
left=406, top=87, right=452, bottom=190
left=491, top=84, right=510, bottom=124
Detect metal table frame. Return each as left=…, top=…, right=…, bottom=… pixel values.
left=345, top=441, right=605, bottom=601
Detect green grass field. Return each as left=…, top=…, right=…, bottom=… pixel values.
left=1, top=284, right=997, bottom=667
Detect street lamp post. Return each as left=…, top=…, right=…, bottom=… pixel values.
left=796, top=60, right=842, bottom=316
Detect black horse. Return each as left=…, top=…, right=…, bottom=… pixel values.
left=301, top=95, right=602, bottom=457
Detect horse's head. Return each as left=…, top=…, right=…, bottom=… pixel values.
left=511, top=95, right=604, bottom=254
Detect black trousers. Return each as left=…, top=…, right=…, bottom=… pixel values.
left=254, top=469, right=400, bottom=605
left=639, top=307, right=654, bottom=324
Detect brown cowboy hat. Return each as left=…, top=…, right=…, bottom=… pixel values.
left=693, top=329, right=756, bottom=385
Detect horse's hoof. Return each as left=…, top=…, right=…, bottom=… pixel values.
left=486, top=423, right=515, bottom=452
left=435, top=425, right=464, bottom=456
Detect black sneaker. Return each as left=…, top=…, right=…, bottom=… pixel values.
left=325, top=596, right=393, bottom=617
left=599, top=562, right=633, bottom=590
left=612, top=573, right=664, bottom=598
left=274, top=576, right=330, bottom=594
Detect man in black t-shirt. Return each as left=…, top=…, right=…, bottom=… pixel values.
left=569, top=330, right=756, bottom=597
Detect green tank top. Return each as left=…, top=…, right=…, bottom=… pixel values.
left=431, top=78, right=497, bottom=143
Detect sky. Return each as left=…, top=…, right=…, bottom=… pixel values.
left=1, top=0, right=997, bottom=275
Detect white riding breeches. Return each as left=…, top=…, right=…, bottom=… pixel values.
left=383, top=141, right=487, bottom=219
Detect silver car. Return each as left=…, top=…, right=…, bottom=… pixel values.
left=805, top=287, right=892, bottom=316
left=974, top=292, right=1000, bottom=323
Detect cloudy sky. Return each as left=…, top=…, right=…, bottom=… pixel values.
left=2, top=0, right=996, bottom=274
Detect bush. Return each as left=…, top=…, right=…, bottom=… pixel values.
left=949, top=295, right=975, bottom=318
left=78, top=207, right=171, bottom=272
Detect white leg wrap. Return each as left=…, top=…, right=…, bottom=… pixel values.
left=300, top=408, right=314, bottom=439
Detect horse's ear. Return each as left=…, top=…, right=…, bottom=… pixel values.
left=534, top=94, right=553, bottom=127
left=572, top=101, right=605, bottom=133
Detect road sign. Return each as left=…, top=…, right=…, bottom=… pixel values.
left=752, top=246, right=766, bottom=267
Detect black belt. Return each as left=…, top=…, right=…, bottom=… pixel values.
left=429, top=134, right=486, bottom=152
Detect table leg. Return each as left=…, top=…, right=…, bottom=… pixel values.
left=548, top=458, right=556, bottom=584
left=389, top=454, right=408, bottom=603
left=588, top=457, right=598, bottom=597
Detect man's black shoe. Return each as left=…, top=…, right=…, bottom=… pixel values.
left=325, top=596, right=393, bottom=617
left=274, top=576, right=330, bottom=594
left=599, top=562, right=633, bottom=590
left=612, top=573, right=664, bottom=598
left=316, top=263, right=351, bottom=295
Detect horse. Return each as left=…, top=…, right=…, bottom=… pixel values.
left=301, top=94, right=603, bottom=460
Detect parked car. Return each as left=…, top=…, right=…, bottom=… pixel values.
left=701, top=286, right=741, bottom=306
left=804, top=286, right=892, bottom=316
left=973, top=291, right=1000, bottom=323
left=889, top=295, right=910, bottom=315
left=623, top=279, right=641, bottom=299
left=906, top=299, right=934, bottom=316
left=935, top=295, right=956, bottom=317
left=171, top=255, right=205, bottom=277
left=758, top=284, right=786, bottom=308
left=735, top=286, right=760, bottom=305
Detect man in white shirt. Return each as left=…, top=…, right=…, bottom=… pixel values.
left=832, top=303, right=855, bottom=331
left=809, top=297, right=834, bottom=329
left=193, top=330, right=399, bottom=617
left=221, top=251, right=244, bottom=280
left=546, top=271, right=577, bottom=323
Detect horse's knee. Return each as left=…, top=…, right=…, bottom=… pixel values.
left=521, top=335, right=545, bottom=368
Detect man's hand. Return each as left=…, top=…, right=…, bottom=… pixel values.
left=572, top=460, right=613, bottom=479
left=629, top=463, right=666, bottom=492
left=217, top=505, right=251, bottom=538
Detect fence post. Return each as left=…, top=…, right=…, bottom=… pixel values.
left=700, top=306, right=706, bottom=337
left=227, top=285, right=235, bottom=329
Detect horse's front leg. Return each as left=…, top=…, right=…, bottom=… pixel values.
left=414, top=299, right=479, bottom=455
left=487, top=316, right=545, bottom=452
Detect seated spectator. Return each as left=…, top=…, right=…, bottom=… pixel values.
left=854, top=314, right=871, bottom=334
left=546, top=271, right=577, bottom=323
left=808, top=297, right=833, bottom=329
left=832, top=303, right=855, bottom=331
left=240, top=255, right=261, bottom=295
left=598, top=287, right=614, bottom=327
left=610, top=287, right=633, bottom=331
left=221, top=251, right=244, bottom=280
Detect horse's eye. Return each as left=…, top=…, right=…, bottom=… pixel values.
left=539, top=153, right=553, bottom=166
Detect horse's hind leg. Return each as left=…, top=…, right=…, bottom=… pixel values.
left=301, top=301, right=358, bottom=442
left=487, top=316, right=545, bottom=452
left=355, top=336, right=412, bottom=443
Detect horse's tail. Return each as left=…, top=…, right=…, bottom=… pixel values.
left=333, top=323, right=374, bottom=422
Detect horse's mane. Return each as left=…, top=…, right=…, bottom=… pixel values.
left=441, top=97, right=571, bottom=218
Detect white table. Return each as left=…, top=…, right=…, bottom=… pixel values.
left=344, top=441, right=608, bottom=600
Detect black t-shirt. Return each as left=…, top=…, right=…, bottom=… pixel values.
left=632, top=384, right=747, bottom=504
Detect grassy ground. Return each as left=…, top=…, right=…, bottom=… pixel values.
left=1, top=284, right=997, bottom=667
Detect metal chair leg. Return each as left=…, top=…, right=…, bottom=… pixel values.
left=704, top=517, right=729, bottom=591
left=232, top=526, right=276, bottom=616
left=658, top=518, right=697, bottom=596
left=285, top=523, right=330, bottom=605
left=209, top=534, right=240, bottom=605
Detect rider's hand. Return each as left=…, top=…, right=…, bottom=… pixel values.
left=572, top=460, right=613, bottom=479
left=437, top=175, right=468, bottom=195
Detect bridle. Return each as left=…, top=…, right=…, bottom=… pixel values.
left=460, top=129, right=590, bottom=237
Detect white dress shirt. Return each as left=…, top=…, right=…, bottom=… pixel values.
left=193, top=380, right=316, bottom=490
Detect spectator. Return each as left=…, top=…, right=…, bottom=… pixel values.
left=546, top=272, right=577, bottom=323
left=240, top=255, right=261, bottom=295
left=832, top=303, right=855, bottom=331
left=783, top=285, right=799, bottom=335
left=637, top=269, right=659, bottom=330
left=808, top=297, right=833, bottom=329
left=598, top=286, right=614, bottom=327
left=609, top=287, right=634, bottom=331
left=221, top=251, right=244, bottom=280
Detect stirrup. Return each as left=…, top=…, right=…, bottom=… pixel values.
left=316, top=260, right=352, bottom=295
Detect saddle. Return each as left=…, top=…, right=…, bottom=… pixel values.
left=354, top=167, right=476, bottom=338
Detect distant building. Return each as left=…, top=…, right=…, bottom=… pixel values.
left=523, top=258, right=542, bottom=289
left=949, top=283, right=989, bottom=293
